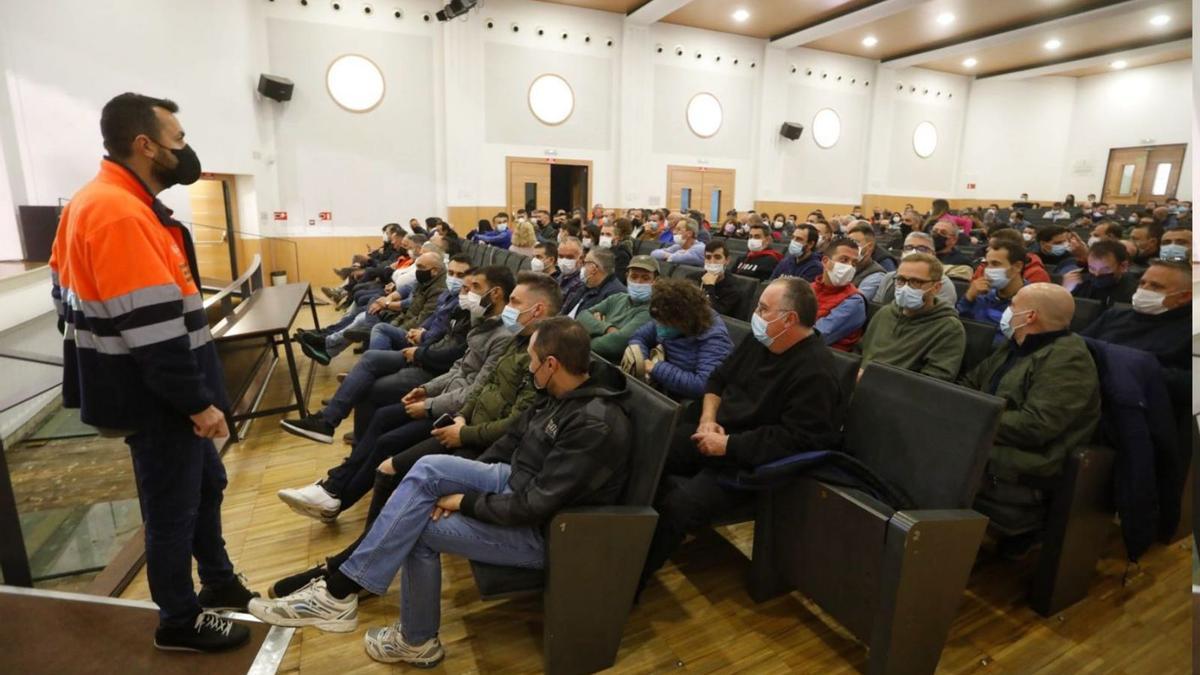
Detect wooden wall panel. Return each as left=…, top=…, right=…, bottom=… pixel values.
left=446, top=206, right=505, bottom=236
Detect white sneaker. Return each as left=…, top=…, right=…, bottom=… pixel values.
left=363, top=621, right=445, bottom=667
left=247, top=578, right=358, bottom=633
left=277, top=482, right=340, bottom=523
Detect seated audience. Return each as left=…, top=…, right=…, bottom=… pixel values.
left=1159, top=227, right=1191, bottom=262
left=1061, top=239, right=1138, bottom=307
left=1089, top=221, right=1124, bottom=245
left=251, top=318, right=632, bottom=670
left=873, top=232, right=958, bottom=306
left=813, top=239, right=867, bottom=351
left=1034, top=225, right=1084, bottom=274
left=650, top=218, right=705, bottom=266
left=473, top=212, right=512, bottom=249
left=770, top=223, right=824, bottom=282
left=556, top=237, right=584, bottom=301
left=845, top=222, right=887, bottom=298
left=510, top=215, right=538, bottom=255
left=563, top=247, right=626, bottom=318
left=931, top=220, right=974, bottom=279
left=961, top=284, right=1100, bottom=534
left=860, top=254, right=965, bottom=381
left=577, top=255, right=659, bottom=362
left=957, top=239, right=1027, bottom=341
left=732, top=221, right=782, bottom=280
left=1129, top=219, right=1164, bottom=268
left=1042, top=203, right=1071, bottom=221
left=625, top=279, right=734, bottom=400
left=600, top=218, right=634, bottom=279
left=530, top=241, right=559, bottom=279
left=972, top=229, right=1050, bottom=284
left=699, top=241, right=743, bottom=317
left=639, top=277, right=846, bottom=586
left=367, top=254, right=471, bottom=353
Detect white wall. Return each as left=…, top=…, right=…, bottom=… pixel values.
left=956, top=77, right=1077, bottom=202
left=1059, top=59, right=1193, bottom=201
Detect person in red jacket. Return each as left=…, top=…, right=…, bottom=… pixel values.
left=49, top=93, right=254, bottom=653
left=969, top=228, right=1051, bottom=284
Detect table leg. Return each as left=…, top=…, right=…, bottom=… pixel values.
left=307, top=286, right=321, bottom=331
left=281, top=331, right=309, bottom=418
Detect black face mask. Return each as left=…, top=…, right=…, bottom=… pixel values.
left=151, top=141, right=202, bottom=188
left=415, top=268, right=434, bottom=285
left=1090, top=273, right=1118, bottom=289
left=932, top=233, right=948, bottom=251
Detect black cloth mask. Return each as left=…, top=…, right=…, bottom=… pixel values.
left=151, top=142, right=202, bottom=188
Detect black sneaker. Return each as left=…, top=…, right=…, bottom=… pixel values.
left=269, top=563, right=329, bottom=599
left=198, top=573, right=260, bottom=612
left=154, top=611, right=251, bottom=653
left=299, top=340, right=332, bottom=366
left=298, top=331, right=327, bottom=350
left=280, top=416, right=335, bottom=444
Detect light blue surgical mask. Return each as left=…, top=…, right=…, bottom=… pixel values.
left=445, top=276, right=463, bottom=294
left=788, top=240, right=806, bottom=257
left=1160, top=243, right=1188, bottom=261
left=1049, top=243, right=1069, bottom=256
left=500, top=304, right=526, bottom=333
left=627, top=282, right=652, bottom=302
left=751, top=311, right=785, bottom=347
left=999, top=306, right=1031, bottom=341
left=984, top=267, right=1009, bottom=289
left=893, top=284, right=926, bottom=311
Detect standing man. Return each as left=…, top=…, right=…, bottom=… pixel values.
left=49, top=93, right=253, bottom=651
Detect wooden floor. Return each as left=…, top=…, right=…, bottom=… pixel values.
left=119, top=305, right=1193, bottom=674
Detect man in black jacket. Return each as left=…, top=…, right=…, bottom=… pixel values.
left=640, top=277, right=846, bottom=584
left=249, top=318, right=633, bottom=668
left=699, top=240, right=743, bottom=317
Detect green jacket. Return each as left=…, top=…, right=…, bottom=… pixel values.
left=860, top=300, right=965, bottom=381
left=960, top=332, right=1100, bottom=479
left=576, top=292, right=652, bottom=362
left=458, top=334, right=536, bottom=449
left=391, top=272, right=446, bottom=330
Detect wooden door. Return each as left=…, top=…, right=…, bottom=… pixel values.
left=666, top=166, right=704, bottom=213
left=507, top=160, right=551, bottom=216
left=1140, top=144, right=1187, bottom=201
left=700, top=169, right=735, bottom=224
left=1101, top=148, right=1149, bottom=205
left=187, top=175, right=237, bottom=282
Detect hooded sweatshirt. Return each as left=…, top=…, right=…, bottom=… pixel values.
left=460, top=360, right=632, bottom=527
left=860, top=300, right=966, bottom=381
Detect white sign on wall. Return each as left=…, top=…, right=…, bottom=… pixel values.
left=1071, top=159, right=1094, bottom=176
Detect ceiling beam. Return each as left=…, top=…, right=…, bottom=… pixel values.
left=770, top=0, right=926, bottom=49
left=626, top=0, right=696, bottom=25
left=883, top=0, right=1159, bottom=69
left=981, top=37, right=1192, bottom=80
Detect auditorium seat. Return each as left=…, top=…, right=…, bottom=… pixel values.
left=865, top=300, right=885, bottom=326
left=719, top=315, right=751, bottom=349
left=951, top=277, right=970, bottom=299
left=467, top=374, right=680, bottom=675
left=725, top=363, right=1004, bottom=674
left=960, top=318, right=999, bottom=374
left=635, top=239, right=660, bottom=256
left=724, top=238, right=748, bottom=255
left=1069, top=297, right=1104, bottom=333
left=670, top=265, right=704, bottom=283
left=724, top=274, right=759, bottom=321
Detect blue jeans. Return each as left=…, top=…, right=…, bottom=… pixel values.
left=127, top=425, right=235, bottom=628
left=340, top=455, right=544, bottom=644
left=369, top=322, right=412, bottom=351
left=326, top=312, right=383, bottom=356
left=324, top=301, right=368, bottom=334
left=322, top=402, right=433, bottom=510
left=321, top=349, right=411, bottom=427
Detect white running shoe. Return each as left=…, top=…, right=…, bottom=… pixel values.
left=277, top=482, right=340, bottom=523
left=363, top=621, right=445, bottom=667
left=247, top=578, right=358, bottom=633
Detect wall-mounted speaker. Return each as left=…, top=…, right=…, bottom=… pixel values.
left=779, top=122, right=804, bottom=141
left=257, top=74, right=294, bottom=102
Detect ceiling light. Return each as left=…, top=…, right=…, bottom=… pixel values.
left=732, top=8, right=749, bottom=22
left=936, top=12, right=955, bottom=25
left=862, top=35, right=878, bottom=47
left=1043, top=38, right=1062, bottom=50
left=962, top=57, right=977, bottom=68
left=1149, top=14, right=1170, bottom=26
left=1110, top=60, right=1128, bottom=69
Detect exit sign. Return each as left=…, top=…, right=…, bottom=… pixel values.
left=319, top=211, right=332, bottom=221
left=273, top=211, right=288, bottom=221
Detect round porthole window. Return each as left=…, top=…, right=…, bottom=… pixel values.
left=686, top=92, right=723, bottom=138
left=528, top=74, right=575, bottom=126
left=811, top=108, right=841, bottom=149
left=326, top=54, right=385, bottom=113
left=913, top=121, right=938, bottom=158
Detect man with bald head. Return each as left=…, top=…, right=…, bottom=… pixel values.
left=960, top=283, right=1100, bottom=534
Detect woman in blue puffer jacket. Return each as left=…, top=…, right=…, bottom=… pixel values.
left=627, top=278, right=734, bottom=400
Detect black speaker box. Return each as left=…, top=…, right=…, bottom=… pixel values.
left=779, top=122, right=804, bottom=141
left=257, top=74, right=294, bottom=102
left=17, top=205, right=61, bottom=262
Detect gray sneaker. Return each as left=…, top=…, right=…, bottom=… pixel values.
left=247, top=578, right=357, bottom=633
left=363, top=621, right=445, bottom=667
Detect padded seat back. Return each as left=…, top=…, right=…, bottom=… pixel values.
left=620, top=376, right=681, bottom=506
left=829, top=350, right=861, bottom=401
left=635, top=239, right=659, bottom=256
left=951, top=277, right=970, bottom=300
left=848, top=362, right=1003, bottom=509
left=865, top=301, right=886, bottom=326
left=671, top=265, right=704, bottom=283
left=724, top=238, right=748, bottom=255
left=1070, top=297, right=1103, bottom=333
left=726, top=274, right=759, bottom=320
left=960, top=318, right=998, bottom=375
left=720, top=315, right=752, bottom=350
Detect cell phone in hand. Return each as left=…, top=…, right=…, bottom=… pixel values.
left=433, top=413, right=455, bottom=429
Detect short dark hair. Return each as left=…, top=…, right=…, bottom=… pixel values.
left=748, top=223, right=770, bottom=239
left=1088, top=238, right=1128, bottom=264
left=535, top=241, right=558, bottom=259
left=827, top=237, right=859, bottom=256
left=848, top=222, right=875, bottom=239
left=448, top=253, right=472, bottom=267
left=478, top=265, right=516, bottom=302
left=650, top=278, right=713, bottom=336
left=771, top=277, right=817, bottom=327
left=1149, top=259, right=1190, bottom=275
left=531, top=317, right=592, bottom=375
left=516, top=271, right=563, bottom=315
left=611, top=217, right=632, bottom=238
left=1036, top=225, right=1068, bottom=243
left=705, top=240, right=728, bottom=256
left=100, top=92, right=178, bottom=159
left=988, top=239, right=1026, bottom=267
left=792, top=224, right=819, bottom=246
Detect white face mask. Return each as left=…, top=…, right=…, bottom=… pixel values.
left=461, top=290, right=486, bottom=318
left=746, top=238, right=764, bottom=252
left=828, top=261, right=855, bottom=286
left=1131, top=288, right=1171, bottom=315
left=496, top=222, right=509, bottom=231
left=559, top=258, right=578, bottom=275
left=530, top=257, right=545, bottom=273
left=598, top=235, right=613, bottom=249
left=704, top=262, right=724, bottom=275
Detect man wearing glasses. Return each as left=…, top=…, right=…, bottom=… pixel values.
left=859, top=254, right=966, bottom=382
left=871, top=232, right=958, bottom=305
